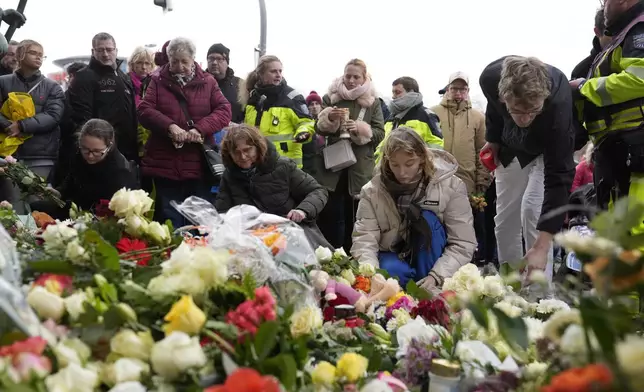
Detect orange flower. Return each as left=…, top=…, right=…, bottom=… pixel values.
left=353, top=275, right=371, bottom=293
left=542, top=364, right=613, bottom=392
left=31, top=211, right=55, bottom=229
left=204, top=368, right=281, bottom=392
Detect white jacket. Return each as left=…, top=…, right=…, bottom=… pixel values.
left=351, top=149, right=477, bottom=279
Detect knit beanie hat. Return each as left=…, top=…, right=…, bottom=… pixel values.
left=154, top=40, right=170, bottom=66
left=207, top=43, right=230, bottom=63
left=306, top=91, right=322, bottom=105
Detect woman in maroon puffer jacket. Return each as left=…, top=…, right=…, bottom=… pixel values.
left=137, top=37, right=231, bottom=227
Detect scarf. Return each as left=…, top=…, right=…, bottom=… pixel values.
left=331, top=78, right=373, bottom=103
left=381, top=169, right=429, bottom=261
left=172, top=64, right=196, bottom=87
left=129, top=72, right=143, bottom=105
left=389, top=92, right=423, bottom=120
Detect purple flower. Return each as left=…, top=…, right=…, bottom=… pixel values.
left=385, top=296, right=415, bottom=319
left=393, top=338, right=436, bottom=386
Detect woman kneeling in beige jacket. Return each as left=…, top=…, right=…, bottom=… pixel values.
left=351, top=127, right=477, bottom=292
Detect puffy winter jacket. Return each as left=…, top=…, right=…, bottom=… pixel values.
left=137, top=63, right=231, bottom=181
left=215, top=141, right=328, bottom=219
left=351, top=149, right=477, bottom=279
left=0, top=71, right=65, bottom=160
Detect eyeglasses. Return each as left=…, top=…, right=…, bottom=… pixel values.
left=27, top=50, right=46, bottom=60
left=80, top=146, right=110, bottom=157
left=94, top=47, right=116, bottom=54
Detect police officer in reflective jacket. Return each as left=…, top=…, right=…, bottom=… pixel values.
left=571, top=0, right=644, bottom=227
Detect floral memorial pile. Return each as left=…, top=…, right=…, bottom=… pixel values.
left=0, top=182, right=642, bottom=391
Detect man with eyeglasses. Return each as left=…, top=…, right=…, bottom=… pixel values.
left=67, top=32, right=138, bottom=162
left=206, top=43, right=243, bottom=124
left=479, top=56, right=575, bottom=285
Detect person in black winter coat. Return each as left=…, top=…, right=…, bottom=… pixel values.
left=32, top=119, right=139, bottom=219
left=0, top=40, right=65, bottom=213
left=215, top=124, right=331, bottom=248
left=206, top=43, right=243, bottom=123
left=67, top=33, right=138, bottom=162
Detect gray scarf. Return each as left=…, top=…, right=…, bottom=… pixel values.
left=389, top=92, right=424, bottom=120
left=172, top=64, right=196, bottom=87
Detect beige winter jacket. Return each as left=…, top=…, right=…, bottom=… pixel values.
left=351, top=149, right=477, bottom=279
left=431, top=97, right=490, bottom=194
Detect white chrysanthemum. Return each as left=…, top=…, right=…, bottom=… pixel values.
left=536, top=299, right=570, bottom=315
left=543, top=309, right=581, bottom=344
left=494, top=301, right=523, bottom=318
left=523, top=317, right=544, bottom=342
left=616, top=334, right=644, bottom=387
left=523, top=362, right=548, bottom=381
left=483, top=275, right=506, bottom=298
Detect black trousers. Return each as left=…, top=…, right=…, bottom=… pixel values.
left=317, top=170, right=358, bottom=252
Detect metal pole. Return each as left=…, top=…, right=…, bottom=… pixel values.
left=255, top=0, right=267, bottom=66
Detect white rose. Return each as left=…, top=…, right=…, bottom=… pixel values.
left=146, top=221, right=171, bottom=245
left=109, top=188, right=154, bottom=218
left=27, top=286, right=65, bottom=321
left=315, top=246, right=333, bottom=262
left=358, top=263, right=376, bottom=277
left=616, top=334, right=644, bottom=385
left=494, top=301, right=523, bottom=318
left=110, top=330, right=154, bottom=361
left=64, top=291, right=89, bottom=321
left=482, top=275, right=506, bottom=298
left=102, top=358, right=149, bottom=386
left=360, top=379, right=393, bottom=392
left=335, top=276, right=351, bottom=287
left=340, top=269, right=356, bottom=286
left=523, top=362, right=548, bottom=381
left=65, top=239, right=90, bottom=264
left=150, top=332, right=207, bottom=380
left=54, top=338, right=91, bottom=368
left=148, top=271, right=207, bottom=300
left=333, top=248, right=348, bottom=258
left=45, top=363, right=98, bottom=392
left=560, top=324, right=595, bottom=359
left=118, top=215, right=149, bottom=236
left=109, top=382, right=147, bottom=392
left=190, top=247, right=229, bottom=288
left=42, top=223, right=78, bottom=252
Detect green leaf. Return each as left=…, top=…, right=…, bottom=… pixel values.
left=241, top=271, right=258, bottom=299
left=131, top=266, right=162, bottom=286
left=103, top=305, right=126, bottom=329
left=76, top=302, right=101, bottom=326
left=262, top=353, right=297, bottom=391
left=467, top=302, right=489, bottom=330
left=83, top=230, right=120, bottom=271
left=405, top=280, right=432, bottom=301
left=254, top=321, right=280, bottom=361
left=580, top=296, right=617, bottom=362
left=366, top=348, right=382, bottom=372
left=491, top=308, right=529, bottom=350
left=27, top=260, right=75, bottom=275
left=205, top=320, right=239, bottom=339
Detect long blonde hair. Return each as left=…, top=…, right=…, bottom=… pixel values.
left=380, top=126, right=436, bottom=180
left=240, top=55, right=282, bottom=106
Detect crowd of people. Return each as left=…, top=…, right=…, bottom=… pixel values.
left=0, top=0, right=640, bottom=292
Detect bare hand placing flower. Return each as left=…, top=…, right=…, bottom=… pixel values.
left=286, top=209, right=306, bottom=223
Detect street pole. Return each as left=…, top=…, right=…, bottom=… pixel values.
left=255, top=0, right=267, bottom=66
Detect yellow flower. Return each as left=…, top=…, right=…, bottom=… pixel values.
left=163, top=295, right=206, bottom=336
left=336, top=352, right=368, bottom=382
left=311, top=361, right=336, bottom=386
left=386, top=291, right=408, bottom=307
left=290, top=305, right=323, bottom=338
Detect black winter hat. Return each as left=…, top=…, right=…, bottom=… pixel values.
left=207, top=43, right=230, bottom=63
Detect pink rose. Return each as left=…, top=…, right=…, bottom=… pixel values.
left=12, top=352, right=51, bottom=381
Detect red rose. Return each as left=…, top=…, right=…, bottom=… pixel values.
left=411, top=298, right=451, bottom=328
left=94, top=199, right=114, bottom=218
left=115, top=237, right=151, bottom=266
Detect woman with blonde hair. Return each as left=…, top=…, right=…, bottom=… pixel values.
left=240, top=55, right=314, bottom=168
left=215, top=124, right=331, bottom=248
left=351, top=127, right=476, bottom=290
left=128, top=46, right=155, bottom=105
left=314, top=58, right=385, bottom=250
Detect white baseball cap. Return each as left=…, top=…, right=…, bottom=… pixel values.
left=448, top=71, right=469, bottom=85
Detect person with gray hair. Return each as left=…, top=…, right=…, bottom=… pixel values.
left=67, top=32, right=139, bottom=162
left=138, top=36, right=231, bottom=228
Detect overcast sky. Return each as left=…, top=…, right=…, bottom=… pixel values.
left=19, top=0, right=601, bottom=108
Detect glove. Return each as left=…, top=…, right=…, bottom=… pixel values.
left=2, top=9, right=26, bottom=28
left=417, top=275, right=439, bottom=293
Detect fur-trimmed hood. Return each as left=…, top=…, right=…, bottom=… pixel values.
left=327, top=77, right=377, bottom=108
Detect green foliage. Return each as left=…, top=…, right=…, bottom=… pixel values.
left=406, top=280, right=432, bottom=301
left=82, top=229, right=120, bottom=271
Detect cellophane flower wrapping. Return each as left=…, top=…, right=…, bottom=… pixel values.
left=0, top=224, right=21, bottom=286
left=172, top=197, right=319, bottom=309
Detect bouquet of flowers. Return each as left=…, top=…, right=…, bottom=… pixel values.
left=469, top=193, right=487, bottom=212
left=0, top=156, right=64, bottom=208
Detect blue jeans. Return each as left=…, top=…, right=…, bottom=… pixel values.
left=153, top=177, right=213, bottom=229
left=378, top=210, right=448, bottom=287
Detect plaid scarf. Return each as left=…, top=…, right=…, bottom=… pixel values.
left=172, top=64, right=196, bottom=87
left=381, top=170, right=429, bottom=261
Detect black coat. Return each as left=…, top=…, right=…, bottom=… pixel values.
left=58, top=148, right=139, bottom=211
left=67, top=57, right=138, bottom=161
left=215, top=142, right=328, bottom=220
left=479, top=56, right=576, bottom=234
left=214, top=67, right=243, bottom=124
left=0, top=71, right=65, bottom=160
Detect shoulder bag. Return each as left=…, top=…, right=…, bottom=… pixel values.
left=322, top=107, right=366, bottom=172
